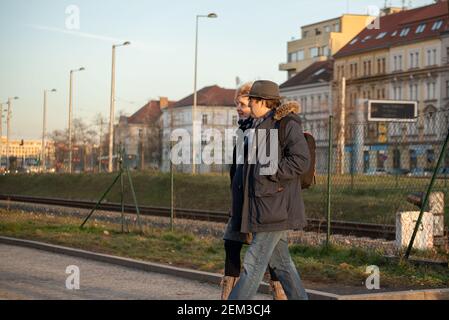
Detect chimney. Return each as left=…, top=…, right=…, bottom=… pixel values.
left=159, top=97, right=169, bottom=109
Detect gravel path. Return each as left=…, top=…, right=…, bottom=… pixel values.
left=0, top=200, right=397, bottom=255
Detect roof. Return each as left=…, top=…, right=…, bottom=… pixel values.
left=172, top=85, right=235, bottom=108
left=334, top=1, right=449, bottom=59
left=127, top=100, right=174, bottom=124
left=280, top=60, right=334, bottom=89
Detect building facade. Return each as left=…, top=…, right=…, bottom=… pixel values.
left=280, top=60, right=334, bottom=173
left=115, top=98, right=171, bottom=170
left=332, top=1, right=449, bottom=174
left=161, top=85, right=238, bottom=174
left=279, top=14, right=375, bottom=79
left=0, top=137, right=55, bottom=171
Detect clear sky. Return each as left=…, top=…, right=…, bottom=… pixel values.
left=0, top=0, right=433, bottom=140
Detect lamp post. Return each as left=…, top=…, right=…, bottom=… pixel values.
left=42, top=89, right=56, bottom=172
left=6, top=96, right=19, bottom=172
left=0, top=102, right=5, bottom=170
left=108, top=41, right=131, bottom=173
left=192, top=13, right=217, bottom=174
left=68, top=67, right=85, bottom=174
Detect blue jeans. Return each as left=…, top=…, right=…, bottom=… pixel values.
left=228, top=231, right=308, bottom=300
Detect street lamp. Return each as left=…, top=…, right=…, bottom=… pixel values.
left=68, top=67, right=85, bottom=174
left=108, top=41, right=131, bottom=173
left=41, top=89, right=57, bottom=173
left=3, top=97, right=19, bottom=173
left=0, top=102, right=7, bottom=170
left=192, top=13, right=217, bottom=174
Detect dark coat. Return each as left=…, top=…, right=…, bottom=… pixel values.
left=230, top=101, right=311, bottom=233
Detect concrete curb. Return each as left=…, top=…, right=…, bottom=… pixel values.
left=1, top=236, right=448, bottom=300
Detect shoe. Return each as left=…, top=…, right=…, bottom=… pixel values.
left=270, top=280, right=287, bottom=300
left=220, top=276, right=239, bottom=300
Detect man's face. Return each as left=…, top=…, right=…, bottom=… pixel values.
left=249, top=98, right=269, bottom=119
left=235, top=96, right=251, bottom=119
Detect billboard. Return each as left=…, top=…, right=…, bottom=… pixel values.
left=368, top=100, right=418, bottom=122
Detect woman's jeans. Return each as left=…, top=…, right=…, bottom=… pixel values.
left=228, top=231, right=308, bottom=300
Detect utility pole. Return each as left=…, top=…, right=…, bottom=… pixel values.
left=336, top=77, right=346, bottom=175
left=41, top=89, right=56, bottom=172
left=192, top=13, right=217, bottom=175
left=68, top=68, right=85, bottom=174
left=0, top=103, right=3, bottom=170
left=6, top=97, right=19, bottom=172
left=99, top=118, right=103, bottom=173
left=108, top=41, right=131, bottom=173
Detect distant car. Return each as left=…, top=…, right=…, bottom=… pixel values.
left=407, top=168, right=432, bottom=177
left=387, top=168, right=410, bottom=175
left=365, top=168, right=387, bottom=176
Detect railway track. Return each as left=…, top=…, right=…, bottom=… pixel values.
left=0, top=194, right=395, bottom=240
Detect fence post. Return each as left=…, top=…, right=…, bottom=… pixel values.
left=404, top=127, right=449, bottom=259
left=326, top=115, right=334, bottom=246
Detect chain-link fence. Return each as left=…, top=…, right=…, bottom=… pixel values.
left=303, top=109, right=449, bottom=227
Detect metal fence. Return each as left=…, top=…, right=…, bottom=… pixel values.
left=303, top=109, right=449, bottom=228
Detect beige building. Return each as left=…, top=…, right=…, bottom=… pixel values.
left=0, top=137, right=55, bottom=170
left=279, top=14, right=375, bottom=79
left=115, top=98, right=174, bottom=170
left=332, top=1, right=449, bottom=174
left=160, top=85, right=238, bottom=174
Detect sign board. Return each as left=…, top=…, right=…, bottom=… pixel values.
left=368, top=100, right=417, bottom=122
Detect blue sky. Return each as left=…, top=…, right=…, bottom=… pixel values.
left=0, top=0, right=433, bottom=140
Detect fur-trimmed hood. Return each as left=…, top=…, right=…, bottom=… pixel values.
left=274, top=101, right=300, bottom=121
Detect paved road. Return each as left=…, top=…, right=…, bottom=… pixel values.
left=0, top=244, right=269, bottom=300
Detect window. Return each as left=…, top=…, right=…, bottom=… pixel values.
left=349, top=38, right=358, bottom=45
left=362, top=35, right=372, bottom=42
left=310, top=47, right=319, bottom=58
left=297, top=50, right=304, bottom=61
left=376, top=32, right=387, bottom=39
left=416, top=24, right=426, bottom=34
left=334, top=23, right=340, bottom=32
left=391, top=30, right=398, bottom=37
left=303, top=30, right=308, bottom=38
left=432, top=20, right=443, bottom=31
left=232, top=115, right=238, bottom=126
left=393, top=149, right=401, bottom=169
left=202, top=114, right=208, bottom=125
left=394, top=85, right=402, bottom=100
left=324, top=25, right=331, bottom=33
left=426, top=150, right=435, bottom=169
left=426, top=82, right=436, bottom=100
left=409, top=52, right=419, bottom=68
left=427, top=48, right=437, bottom=66
left=409, top=83, right=418, bottom=101
left=410, top=150, right=417, bottom=170
left=400, top=27, right=410, bottom=37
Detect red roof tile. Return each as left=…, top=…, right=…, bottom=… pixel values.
left=334, top=1, right=449, bottom=59
left=280, top=60, right=333, bottom=89
left=172, top=85, right=235, bottom=108
left=127, top=100, right=174, bottom=124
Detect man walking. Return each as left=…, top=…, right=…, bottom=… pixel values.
left=228, top=80, right=310, bottom=300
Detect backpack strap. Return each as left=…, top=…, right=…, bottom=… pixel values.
left=276, top=115, right=302, bottom=150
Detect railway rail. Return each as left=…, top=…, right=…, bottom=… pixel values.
left=0, top=194, right=396, bottom=240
